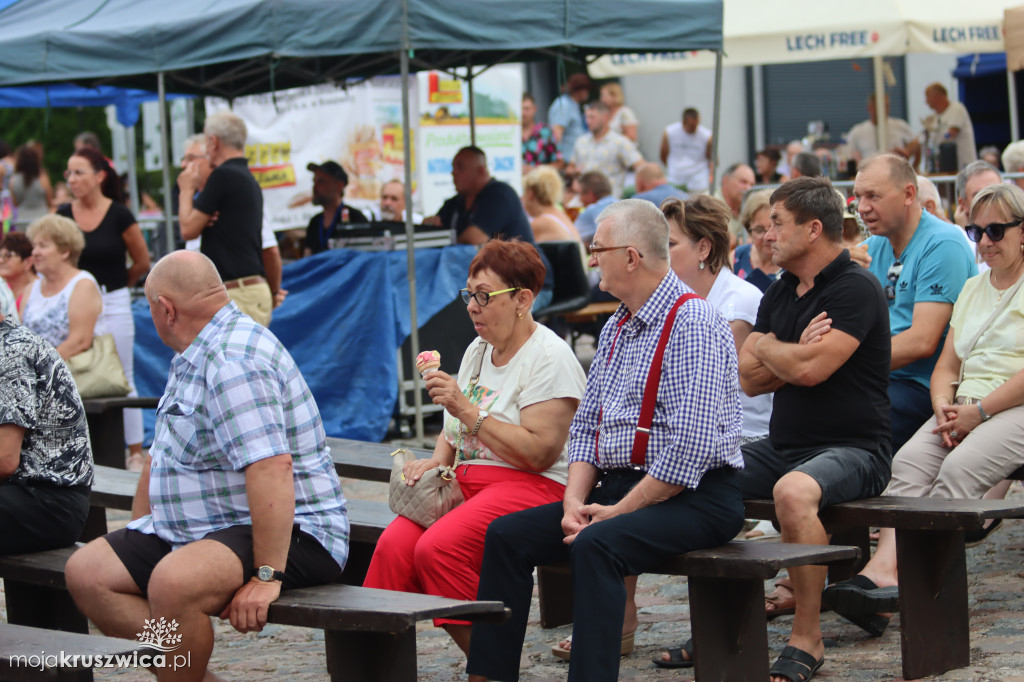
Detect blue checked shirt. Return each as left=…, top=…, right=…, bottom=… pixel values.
left=128, top=304, right=349, bottom=569
left=568, top=273, right=744, bottom=488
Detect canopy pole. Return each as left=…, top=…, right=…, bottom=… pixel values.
left=157, top=72, right=175, bottom=258
left=125, top=124, right=140, bottom=219
left=1009, top=68, right=1021, bottom=142
left=467, top=57, right=476, bottom=146
left=401, top=39, right=425, bottom=444
left=710, top=49, right=723, bottom=194
left=872, top=56, right=888, bottom=158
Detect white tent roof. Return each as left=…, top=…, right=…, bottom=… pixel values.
left=591, top=0, right=1020, bottom=77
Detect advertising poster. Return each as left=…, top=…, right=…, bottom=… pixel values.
left=206, top=78, right=416, bottom=232
left=415, top=64, right=522, bottom=216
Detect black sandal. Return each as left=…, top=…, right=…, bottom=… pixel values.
left=652, top=637, right=693, bottom=668
left=770, top=645, right=823, bottom=682
left=821, top=574, right=899, bottom=615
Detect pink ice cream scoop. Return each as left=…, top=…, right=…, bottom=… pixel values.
left=415, top=350, right=441, bottom=377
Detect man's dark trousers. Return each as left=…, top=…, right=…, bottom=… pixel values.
left=466, top=467, right=743, bottom=682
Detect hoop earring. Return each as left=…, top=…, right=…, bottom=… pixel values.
left=699, top=260, right=706, bottom=271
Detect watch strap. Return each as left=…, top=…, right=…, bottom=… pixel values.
left=470, top=410, right=487, bottom=436
left=256, top=565, right=286, bottom=582
left=977, top=402, right=992, bottom=422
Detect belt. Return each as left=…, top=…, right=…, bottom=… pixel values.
left=223, top=276, right=266, bottom=290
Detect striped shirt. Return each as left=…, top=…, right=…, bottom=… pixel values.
left=568, top=272, right=744, bottom=488
left=128, top=304, right=349, bottom=569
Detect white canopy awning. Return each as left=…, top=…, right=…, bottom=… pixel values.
left=590, top=0, right=1020, bottom=77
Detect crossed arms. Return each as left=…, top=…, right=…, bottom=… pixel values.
left=739, top=311, right=861, bottom=396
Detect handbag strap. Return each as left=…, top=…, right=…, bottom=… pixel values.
left=444, top=340, right=489, bottom=479
left=957, top=271, right=1024, bottom=386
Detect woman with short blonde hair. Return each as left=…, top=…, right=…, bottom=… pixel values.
left=522, top=166, right=582, bottom=243
left=22, top=214, right=105, bottom=361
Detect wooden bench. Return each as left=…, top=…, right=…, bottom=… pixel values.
left=744, top=496, right=1024, bottom=680
left=326, top=437, right=428, bottom=483
left=0, top=548, right=508, bottom=682
left=536, top=541, right=858, bottom=681
left=87, top=465, right=396, bottom=585
left=82, top=397, right=159, bottom=469
left=0, top=622, right=146, bottom=682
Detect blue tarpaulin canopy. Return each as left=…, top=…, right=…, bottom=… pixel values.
left=134, top=245, right=477, bottom=442
left=0, top=84, right=189, bottom=127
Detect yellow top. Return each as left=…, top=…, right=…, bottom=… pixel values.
left=950, top=270, right=1024, bottom=400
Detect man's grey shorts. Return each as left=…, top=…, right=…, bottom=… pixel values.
left=737, top=438, right=892, bottom=508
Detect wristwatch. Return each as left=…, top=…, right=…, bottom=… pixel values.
left=470, top=410, right=489, bottom=436
left=977, top=402, right=993, bottom=422
left=256, top=565, right=286, bottom=582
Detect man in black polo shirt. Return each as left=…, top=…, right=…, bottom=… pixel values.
left=428, top=146, right=554, bottom=308
left=178, top=111, right=271, bottom=326
left=302, top=161, right=369, bottom=256
left=737, top=177, right=891, bottom=681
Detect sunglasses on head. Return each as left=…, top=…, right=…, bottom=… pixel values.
left=964, top=219, right=1022, bottom=243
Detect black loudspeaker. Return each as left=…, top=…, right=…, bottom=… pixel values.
left=938, top=142, right=959, bottom=173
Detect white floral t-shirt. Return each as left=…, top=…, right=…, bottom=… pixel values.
left=443, top=324, right=586, bottom=486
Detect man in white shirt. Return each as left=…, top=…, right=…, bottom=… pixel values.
left=660, top=108, right=712, bottom=193
left=846, top=94, right=918, bottom=164
left=570, top=102, right=644, bottom=199
left=924, top=83, right=977, bottom=169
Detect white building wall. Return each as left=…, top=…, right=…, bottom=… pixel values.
left=620, top=66, right=750, bottom=183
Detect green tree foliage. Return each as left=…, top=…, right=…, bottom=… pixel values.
left=0, top=106, right=111, bottom=185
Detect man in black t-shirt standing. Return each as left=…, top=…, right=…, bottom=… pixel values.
left=737, top=177, right=891, bottom=681
left=178, top=111, right=271, bottom=326
left=427, top=146, right=554, bottom=307
left=302, top=161, right=369, bottom=256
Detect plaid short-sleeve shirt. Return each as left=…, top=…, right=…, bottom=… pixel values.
left=128, top=305, right=349, bottom=568
left=568, top=273, right=744, bottom=489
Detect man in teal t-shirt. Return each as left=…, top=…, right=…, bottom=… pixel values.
left=856, top=154, right=976, bottom=451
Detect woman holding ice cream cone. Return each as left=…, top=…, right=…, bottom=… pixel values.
left=364, top=238, right=586, bottom=656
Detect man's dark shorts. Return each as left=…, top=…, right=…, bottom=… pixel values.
left=737, top=438, right=892, bottom=507
left=104, top=524, right=341, bottom=596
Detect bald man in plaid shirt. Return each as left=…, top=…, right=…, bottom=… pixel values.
left=67, top=250, right=349, bottom=682
left=466, top=199, right=746, bottom=682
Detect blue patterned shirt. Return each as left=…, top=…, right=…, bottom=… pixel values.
left=128, top=304, right=349, bottom=569
left=568, top=272, right=744, bottom=488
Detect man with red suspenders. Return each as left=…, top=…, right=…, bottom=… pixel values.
left=465, top=199, right=746, bottom=682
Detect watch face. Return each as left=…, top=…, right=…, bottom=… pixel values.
left=258, top=566, right=272, bottom=581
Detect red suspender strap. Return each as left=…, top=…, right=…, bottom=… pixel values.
left=630, top=293, right=700, bottom=466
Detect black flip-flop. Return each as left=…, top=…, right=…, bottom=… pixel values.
left=652, top=637, right=693, bottom=668
left=965, top=518, right=1003, bottom=547
left=821, top=574, right=899, bottom=614
left=770, top=645, right=823, bottom=682
left=822, top=575, right=897, bottom=637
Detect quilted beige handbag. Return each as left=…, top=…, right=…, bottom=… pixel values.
left=67, top=333, right=131, bottom=399
left=388, top=447, right=465, bottom=527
